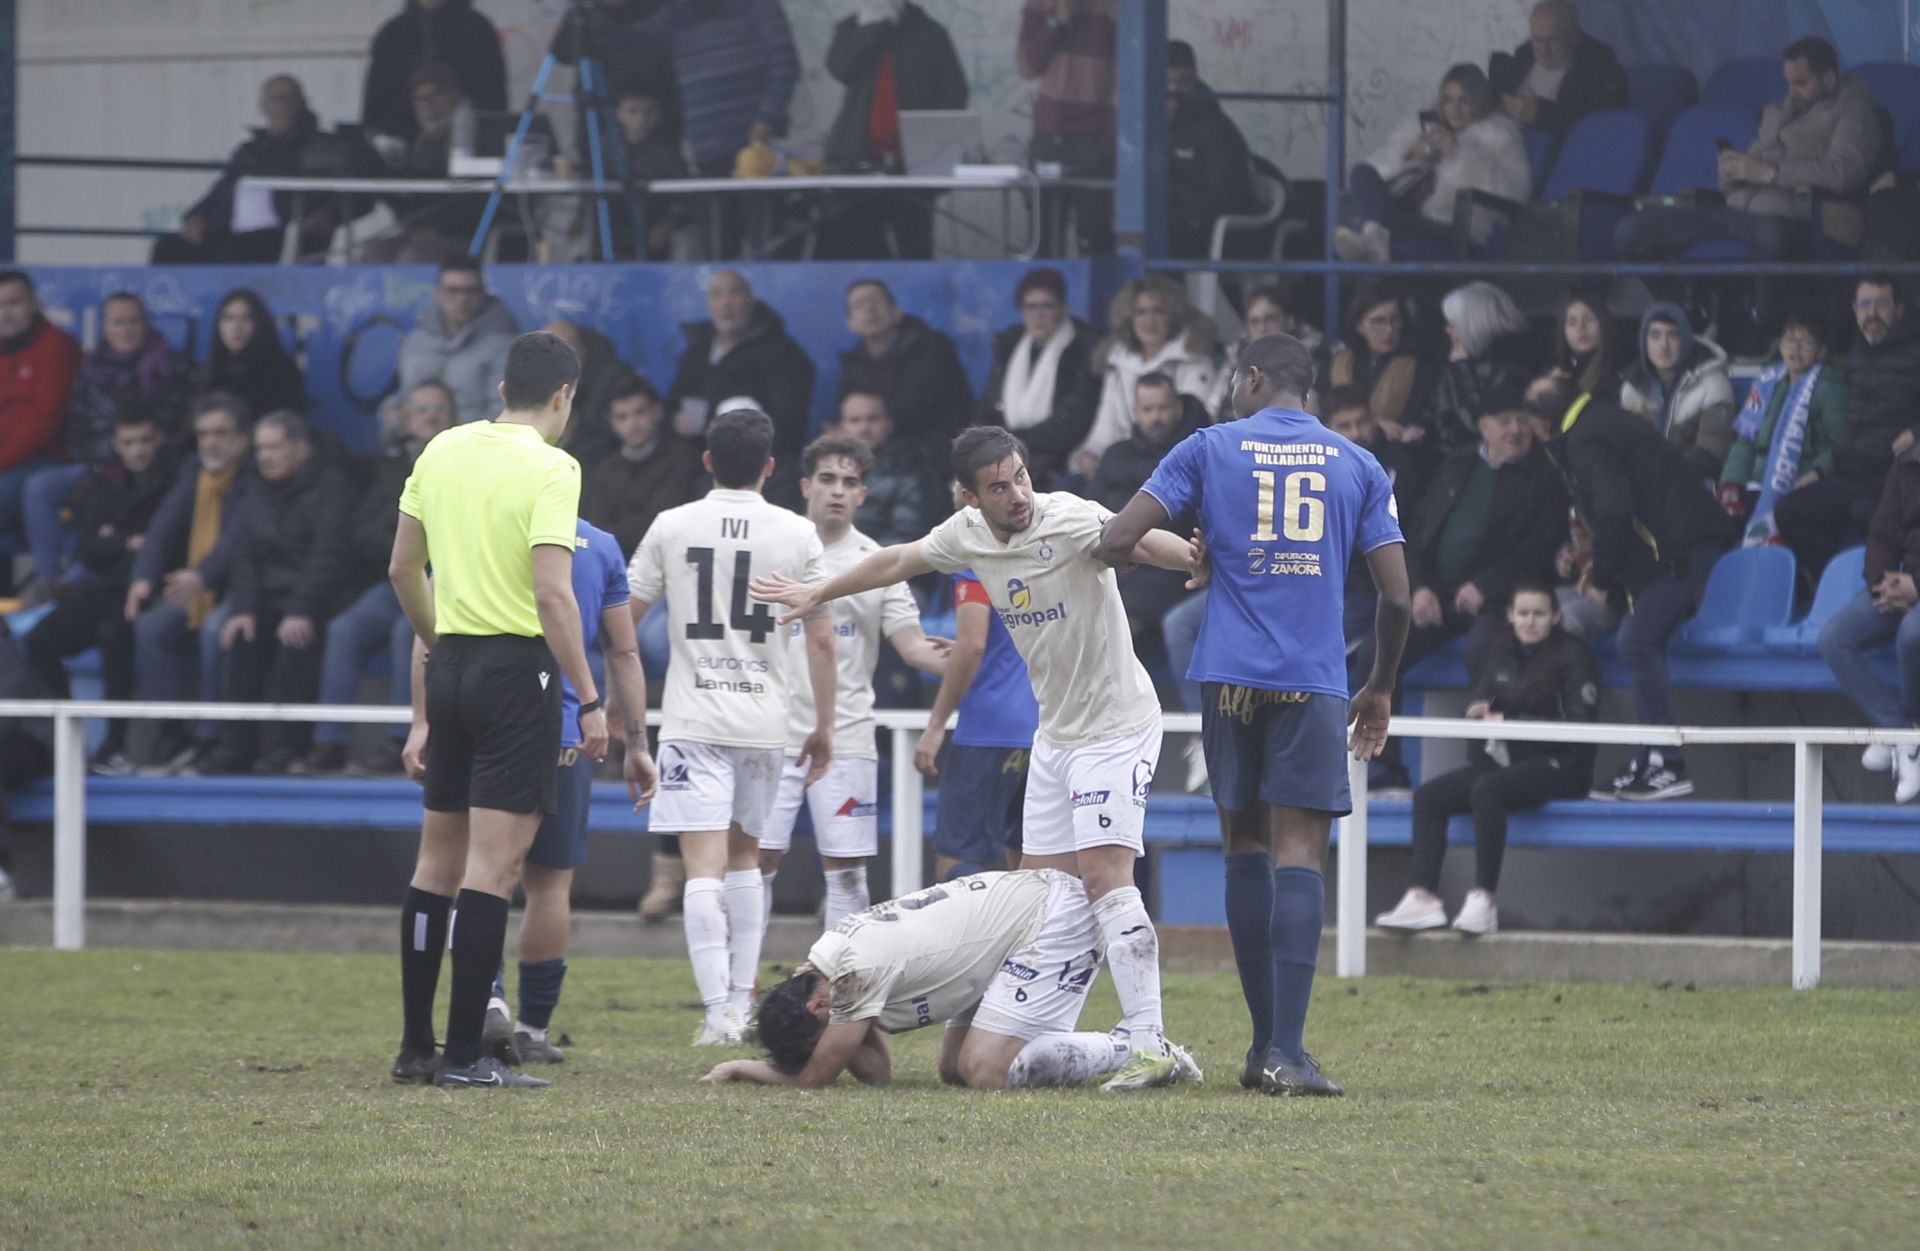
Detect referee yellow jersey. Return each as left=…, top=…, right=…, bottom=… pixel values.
left=398, top=420, right=581, bottom=637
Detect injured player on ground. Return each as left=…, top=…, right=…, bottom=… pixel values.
left=698, top=870, right=1203, bottom=1090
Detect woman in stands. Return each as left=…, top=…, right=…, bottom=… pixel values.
left=1376, top=581, right=1600, bottom=936
left=1422, top=280, right=1538, bottom=456
left=1718, top=313, right=1850, bottom=547
left=1551, top=289, right=1623, bottom=402
left=976, top=267, right=1102, bottom=488
left=1215, top=285, right=1324, bottom=420
left=1618, top=302, right=1734, bottom=483
left=195, top=289, right=304, bottom=420
left=1073, top=273, right=1222, bottom=476
left=1326, top=279, right=1432, bottom=442
left=1334, top=63, right=1532, bottom=262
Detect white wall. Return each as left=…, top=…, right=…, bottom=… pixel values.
left=17, top=0, right=1538, bottom=263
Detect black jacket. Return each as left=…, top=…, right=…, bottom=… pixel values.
left=836, top=314, right=973, bottom=469
left=363, top=0, right=508, bottom=141
left=855, top=438, right=942, bottom=546
left=1422, top=332, right=1539, bottom=455
left=1833, top=314, right=1920, bottom=488
left=1549, top=399, right=1734, bottom=599
left=977, top=320, right=1102, bottom=485
left=666, top=302, right=815, bottom=501
left=1168, top=81, right=1257, bottom=236
left=1493, top=31, right=1629, bottom=143
left=1407, top=441, right=1568, bottom=603
left=1468, top=626, right=1601, bottom=772
left=344, top=452, right=414, bottom=589
left=131, top=456, right=254, bottom=593
left=823, top=4, right=969, bottom=171
left=1088, top=394, right=1208, bottom=519
left=69, top=457, right=177, bottom=585
left=556, top=325, right=640, bottom=467
left=225, top=455, right=354, bottom=620
left=189, top=109, right=326, bottom=237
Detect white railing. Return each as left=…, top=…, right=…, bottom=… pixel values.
left=12, top=700, right=1918, bottom=990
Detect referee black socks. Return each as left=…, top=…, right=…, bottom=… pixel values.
left=398, top=886, right=452, bottom=1055
left=444, top=889, right=511, bottom=1068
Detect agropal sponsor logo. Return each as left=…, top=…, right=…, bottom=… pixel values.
left=1000, top=577, right=1068, bottom=628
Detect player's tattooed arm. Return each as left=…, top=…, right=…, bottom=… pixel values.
left=1097, top=490, right=1171, bottom=567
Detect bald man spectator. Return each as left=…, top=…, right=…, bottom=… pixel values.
left=362, top=0, right=506, bottom=145
left=1488, top=1, right=1627, bottom=144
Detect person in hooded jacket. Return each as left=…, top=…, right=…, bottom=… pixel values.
left=1375, top=581, right=1599, bottom=937
left=361, top=0, right=506, bottom=144
left=976, top=267, right=1101, bottom=488
left=195, top=290, right=305, bottom=422
left=1166, top=40, right=1258, bottom=258
left=835, top=279, right=973, bottom=471
left=1617, top=302, right=1735, bottom=482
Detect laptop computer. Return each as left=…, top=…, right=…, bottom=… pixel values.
left=898, top=110, right=987, bottom=175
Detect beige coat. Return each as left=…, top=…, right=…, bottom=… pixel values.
left=1725, top=74, right=1881, bottom=220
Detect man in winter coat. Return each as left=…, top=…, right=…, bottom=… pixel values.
left=1614, top=37, right=1881, bottom=261
left=0, top=271, right=80, bottom=568
left=835, top=279, right=973, bottom=470
left=1089, top=373, right=1205, bottom=647
left=362, top=0, right=506, bottom=145
left=1490, top=0, right=1628, bottom=144
left=1532, top=376, right=1734, bottom=801
left=584, top=374, right=704, bottom=558
left=1617, top=303, right=1735, bottom=482
left=1776, top=276, right=1920, bottom=577
left=833, top=388, right=938, bottom=547
left=664, top=270, right=814, bottom=507
left=545, top=318, right=641, bottom=466
left=395, top=257, right=520, bottom=427
left=1166, top=40, right=1257, bottom=258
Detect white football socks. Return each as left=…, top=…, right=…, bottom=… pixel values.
left=682, top=878, right=730, bottom=1029
left=760, top=869, right=779, bottom=935
left=1006, top=1031, right=1132, bottom=1087
left=823, top=865, right=870, bottom=931
left=1091, top=885, right=1167, bottom=1053
left=721, top=869, right=765, bottom=1021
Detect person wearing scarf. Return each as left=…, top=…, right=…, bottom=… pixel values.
left=1719, top=315, right=1849, bottom=547
left=977, top=268, right=1100, bottom=487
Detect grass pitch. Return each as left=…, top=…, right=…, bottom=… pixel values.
left=2, top=948, right=1916, bottom=1251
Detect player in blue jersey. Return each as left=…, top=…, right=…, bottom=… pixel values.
left=915, top=566, right=1040, bottom=881
left=400, top=518, right=656, bottom=1076
left=1101, top=334, right=1411, bottom=1097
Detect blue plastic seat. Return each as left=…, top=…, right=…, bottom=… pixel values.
left=1763, top=546, right=1866, bottom=655
left=1854, top=61, right=1920, bottom=170
left=1626, top=64, right=1700, bottom=131
left=1645, top=103, right=1760, bottom=196
left=1679, top=546, right=1797, bottom=653
left=1536, top=109, right=1657, bottom=258
left=1702, top=57, right=1783, bottom=113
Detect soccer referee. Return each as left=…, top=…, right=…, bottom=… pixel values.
left=387, top=332, right=613, bottom=1089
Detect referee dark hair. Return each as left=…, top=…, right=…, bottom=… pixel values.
left=387, top=329, right=608, bottom=1089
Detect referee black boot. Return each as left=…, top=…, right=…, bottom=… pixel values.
left=390, top=1044, right=440, bottom=1085
left=433, top=1056, right=550, bottom=1089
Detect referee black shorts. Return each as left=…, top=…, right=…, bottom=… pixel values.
left=423, top=634, right=563, bottom=817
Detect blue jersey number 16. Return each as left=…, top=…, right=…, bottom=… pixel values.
left=1251, top=470, right=1326, bottom=543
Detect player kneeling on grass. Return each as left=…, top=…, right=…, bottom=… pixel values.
left=699, top=870, right=1202, bottom=1090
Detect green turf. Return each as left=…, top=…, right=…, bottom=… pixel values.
left=2, top=948, right=1916, bottom=1251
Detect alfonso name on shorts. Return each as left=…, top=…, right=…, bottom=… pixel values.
left=695, top=654, right=770, bottom=693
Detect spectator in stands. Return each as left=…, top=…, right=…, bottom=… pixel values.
left=0, top=622, right=53, bottom=902
left=1371, top=377, right=1569, bottom=792
left=297, top=382, right=457, bottom=778
left=1818, top=437, right=1920, bottom=802
left=977, top=267, right=1101, bottom=487
left=1719, top=314, right=1850, bottom=547
left=836, top=280, right=972, bottom=469
left=1336, top=63, right=1531, bottom=262
left=0, top=271, right=82, bottom=582
left=819, top=0, right=968, bottom=259
left=395, top=258, right=518, bottom=427
left=1218, top=287, right=1325, bottom=421
left=152, top=76, right=336, bottom=265
left=370, top=61, right=484, bottom=263
left=551, top=0, right=681, bottom=151
left=542, top=318, right=635, bottom=466
left=195, top=289, right=304, bottom=420
left=1776, top=277, right=1920, bottom=578
left=585, top=375, right=702, bottom=559
left=1550, top=289, right=1621, bottom=401
left=363, top=0, right=506, bottom=145
left=664, top=270, right=814, bottom=506
left=1327, top=279, right=1432, bottom=442
left=1077, top=274, right=1221, bottom=475
left=203, top=411, right=351, bottom=776
left=1618, top=303, right=1735, bottom=482
left=1018, top=0, right=1116, bottom=254
left=1165, top=40, right=1257, bottom=259
left=611, top=83, right=693, bottom=261
left=128, top=393, right=254, bottom=775
left=1376, top=581, right=1600, bottom=935
left=22, top=411, right=174, bottom=776
left=1321, top=382, right=1429, bottom=694
left=1531, top=375, right=1734, bottom=801
left=1488, top=0, right=1627, bottom=144
left=1614, top=38, right=1880, bottom=263
left=1090, top=372, right=1203, bottom=648
left=832, top=389, right=938, bottom=546
left=1421, top=281, right=1538, bottom=458
left=22, top=293, right=189, bottom=601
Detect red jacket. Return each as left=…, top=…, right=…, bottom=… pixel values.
left=0, top=316, right=81, bottom=472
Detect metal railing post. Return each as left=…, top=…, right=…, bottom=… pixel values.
left=1792, top=740, right=1823, bottom=989
left=891, top=727, right=924, bottom=899
left=1336, top=751, right=1367, bottom=976
left=51, top=710, right=88, bottom=950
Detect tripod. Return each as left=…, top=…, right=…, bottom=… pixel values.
left=468, top=0, right=639, bottom=260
